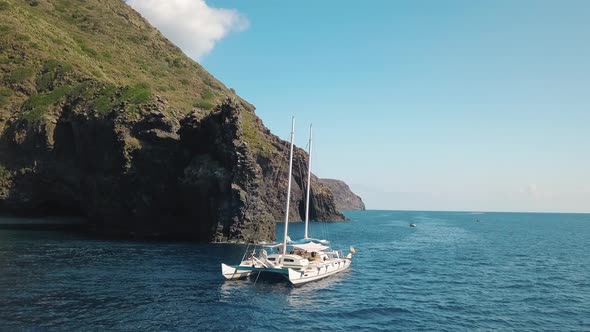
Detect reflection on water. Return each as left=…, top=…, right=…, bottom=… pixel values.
left=219, top=268, right=350, bottom=307
left=1, top=211, right=590, bottom=331
left=287, top=271, right=351, bottom=307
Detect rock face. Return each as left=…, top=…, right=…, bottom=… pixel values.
left=319, top=179, right=366, bottom=211
left=0, top=0, right=345, bottom=242
left=0, top=97, right=345, bottom=242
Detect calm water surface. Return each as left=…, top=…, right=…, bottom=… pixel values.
left=1, top=211, right=589, bottom=331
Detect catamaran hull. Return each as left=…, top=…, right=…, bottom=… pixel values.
left=221, top=263, right=253, bottom=280
left=288, top=256, right=352, bottom=285
left=222, top=255, right=352, bottom=285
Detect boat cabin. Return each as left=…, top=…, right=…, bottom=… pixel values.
left=265, top=254, right=309, bottom=269
left=258, top=241, right=338, bottom=269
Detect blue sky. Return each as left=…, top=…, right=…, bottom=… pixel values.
left=134, top=1, right=590, bottom=212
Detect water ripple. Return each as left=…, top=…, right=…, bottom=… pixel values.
left=1, top=211, right=589, bottom=331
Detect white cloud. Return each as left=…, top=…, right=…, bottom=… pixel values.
left=519, top=183, right=557, bottom=199
left=127, top=0, right=249, bottom=60
left=523, top=183, right=538, bottom=196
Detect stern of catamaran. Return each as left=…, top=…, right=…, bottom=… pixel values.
left=221, top=263, right=253, bottom=280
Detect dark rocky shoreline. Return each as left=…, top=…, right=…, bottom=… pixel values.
left=0, top=0, right=360, bottom=243
left=0, top=100, right=346, bottom=243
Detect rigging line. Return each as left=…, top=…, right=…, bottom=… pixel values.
left=251, top=131, right=289, bottom=242
left=304, top=139, right=312, bottom=236
left=298, top=150, right=314, bottom=239
left=271, top=137, right=289, bottom=189
left=270, top=131, right=287, bottom=183
left=270, top=150, right=283, bottom=187
left=307, top=149, right=320, bottom=241
left=306, top=143, right=321, bottom=240
left=254, top=151, right=282, bottom=241
left=296, top=153, right=307, bottom=204
left=242, top=243, right=251, bottom=262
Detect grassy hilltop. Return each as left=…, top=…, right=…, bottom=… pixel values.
left=0, top=0, right=250, bottom=124
left=0, top=0, right=345, bottom=242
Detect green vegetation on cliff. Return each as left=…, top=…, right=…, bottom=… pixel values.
left=0, top=0, right=249, bottom=126
left=0, top=0, right=346, bottom=242
left=240, top=110, right=275, bottom=158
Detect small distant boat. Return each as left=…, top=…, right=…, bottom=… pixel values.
left=409, top=223, right=416, bottom=228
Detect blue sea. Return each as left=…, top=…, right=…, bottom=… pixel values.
left=1, top=211, right=589, bottom=331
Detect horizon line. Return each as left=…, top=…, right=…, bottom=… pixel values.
left=350, top=209, right=590, bottom=215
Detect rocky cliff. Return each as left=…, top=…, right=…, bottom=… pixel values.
left=0, top=0, right=344, bottom=242
left=319, top=179, right=365, bottom=211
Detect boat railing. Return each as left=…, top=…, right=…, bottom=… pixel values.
left=240, top=244, right=251, bottom=262
left=253, top=256, right=270, bottom=268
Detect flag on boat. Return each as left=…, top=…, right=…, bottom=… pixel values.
left=350, top=246, right=356, bottom=254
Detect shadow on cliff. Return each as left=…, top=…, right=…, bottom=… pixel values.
left=0, top=97, right=345, bottom=242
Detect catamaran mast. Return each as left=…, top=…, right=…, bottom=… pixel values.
left=281, top=116, right=295, bottom=263
left=304, top=124, right=313, bottom=239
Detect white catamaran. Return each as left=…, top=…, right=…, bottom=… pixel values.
left=221, top=117, right=354, bottom=285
